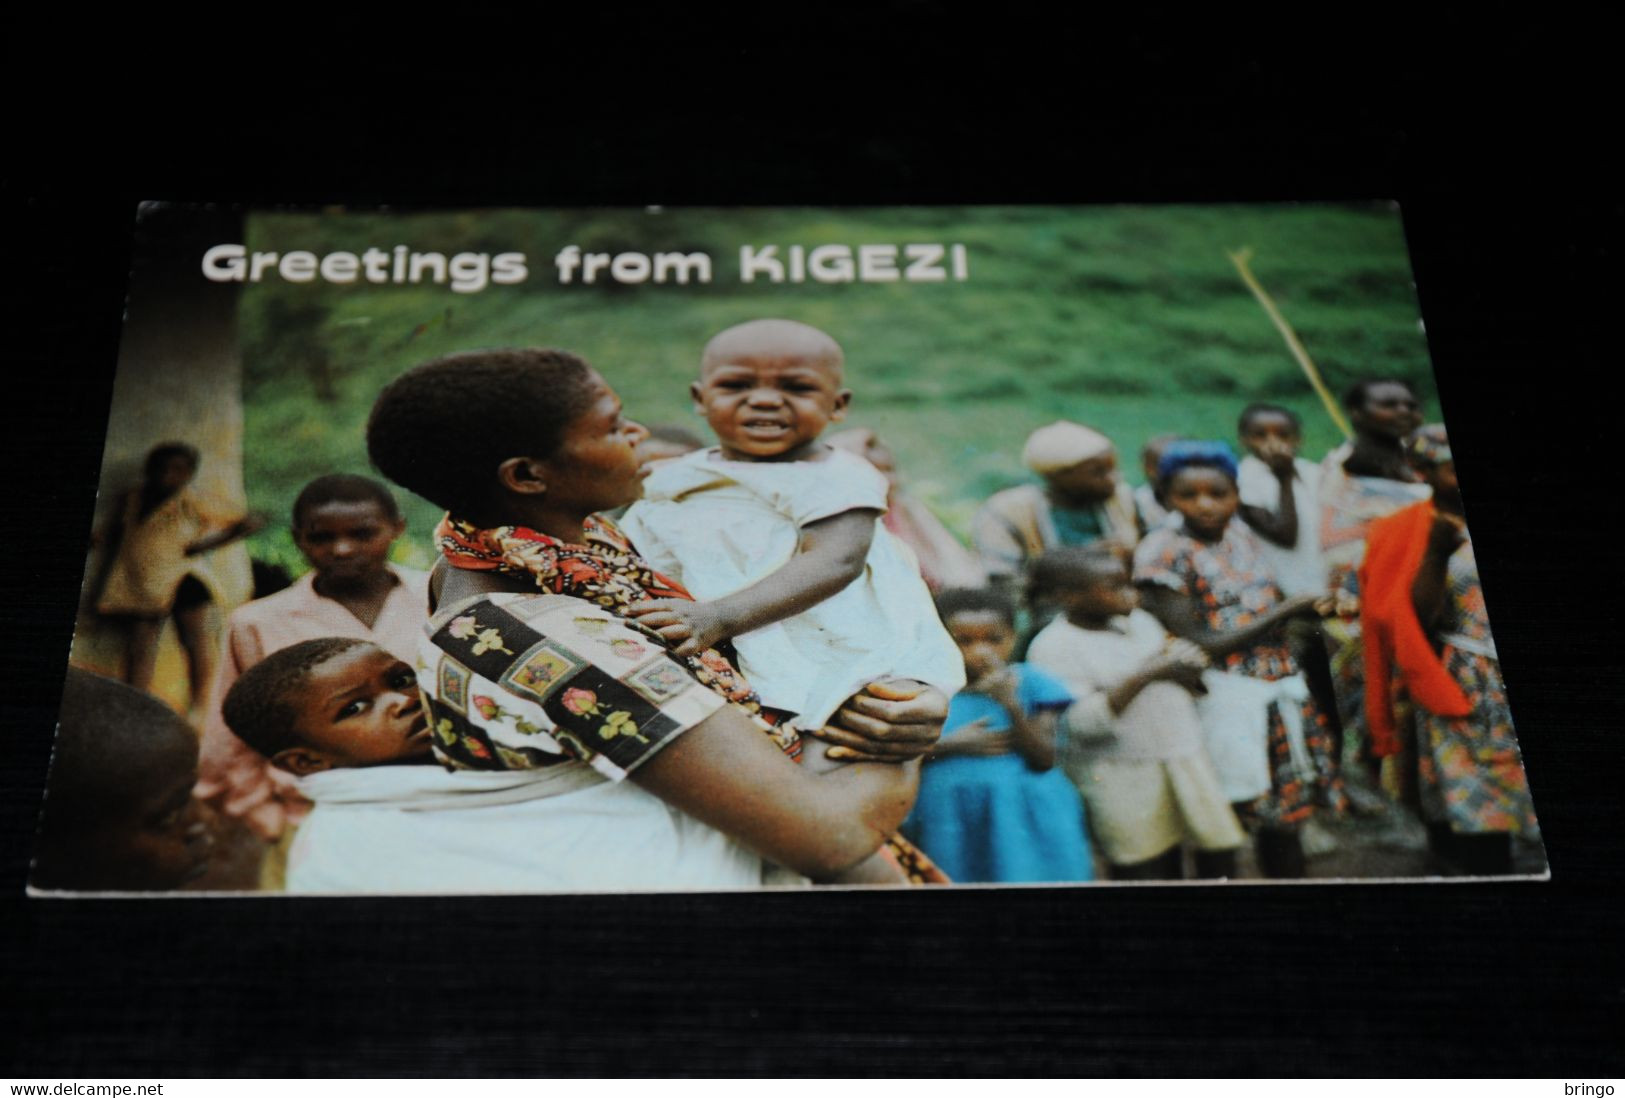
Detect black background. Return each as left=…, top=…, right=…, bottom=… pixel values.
left=5, top=21, right=1621, bottom=1076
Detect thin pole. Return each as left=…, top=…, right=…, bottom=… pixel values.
left=1228, top=247, right=1353, bottom=440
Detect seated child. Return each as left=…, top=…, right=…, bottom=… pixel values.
left=197, top=474, right=430, bottom=855
left=902, top=587, right=1092, bottom=884
left=617, top=318, right=965, bottom=734
left=1026, top=547, right=1244, bottom=880
left=221, top=636, right=767, bottom=893
left=32, top=667, right=214, bottom=892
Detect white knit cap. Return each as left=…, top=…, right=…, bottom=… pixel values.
left=1022, top=421, right=1114, bottom=474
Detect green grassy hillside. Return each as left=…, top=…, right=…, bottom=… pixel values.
left=238, top=204, right=1432, bottom=575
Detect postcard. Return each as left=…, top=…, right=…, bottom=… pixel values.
left=30, top=202, right=1548, bottom=895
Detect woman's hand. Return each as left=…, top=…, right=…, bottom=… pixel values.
left=807, top=678, right=948, bottom=763
left=625, top=598, right=734, bottom=658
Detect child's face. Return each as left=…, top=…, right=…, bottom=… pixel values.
left=1240, top=411, right=1301, bottom=459
left=282, top=646, right=433, bottom=773
left=944, top=609, right=1016, bottom=681
left=691, top=347, right=851, bottom=461
left=1351, top=382, right=1423, bottom=441
left=1061, top=559, right=1140, bottom=621
left=294, top=500, right=405, bottom=587
left=541, top=371, right=652, bottom=515
left=1167, top=466, right=1239, bottom=539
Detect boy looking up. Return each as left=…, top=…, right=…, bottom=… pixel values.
left=197, top=474, right=429, bottom=864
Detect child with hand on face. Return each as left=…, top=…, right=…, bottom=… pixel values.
left=1235, top=404, right=1325, bottom=599
left=618, top=318, right=965, bottom=751
left=1027, top=547, right=1245, bottom=881
left=902, top=587, right=1091, bottom=884
left=195, top=475, right=429, bottom=883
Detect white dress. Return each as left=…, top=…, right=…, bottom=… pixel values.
left=620, top=447, right=966, bottom=727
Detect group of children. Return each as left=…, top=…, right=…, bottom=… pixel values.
left=39, top=319, right=1539, bottom=892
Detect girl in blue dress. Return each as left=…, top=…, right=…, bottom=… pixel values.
left=903, top=587, right=1094, bottom=883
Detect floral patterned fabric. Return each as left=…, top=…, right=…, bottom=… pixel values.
left=435, top=514, right=946, bottom=883
left=420, top=592, right=727, bottom=780
left=1417, top=542, right=1540, bottom=837
left=1134, top=522, right=1347, bottom=829
left=437, top=514, right=798, bottom=758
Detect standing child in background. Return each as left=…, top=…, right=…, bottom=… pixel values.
left=1134, top=441, right=1347, bottom=878
left=617, top=318, right=965, bottom=738
left=1027, top=547, right=1245, bottom=881
left=903, top=587, right=1091, bottom=884
left=1235, top=404, right=1342, bottom=761
left=95, top=442, right=262, bottom=703
left=32, top=668, right=214, bottom=892
left=195, top=474, right=428, bottom=886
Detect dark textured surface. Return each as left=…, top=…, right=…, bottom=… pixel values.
left=5, top=27, right=1620, bottom=1077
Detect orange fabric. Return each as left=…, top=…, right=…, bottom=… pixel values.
left=1359, top=501, right=1472, bottom=757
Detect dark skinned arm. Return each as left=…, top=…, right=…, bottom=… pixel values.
left=1138, top=583, right=1319, bottom=662
left=974, top=668, right=1059, bottom=770
left=1238, top=448, right=1300, bottom=548
left=923, top=717, right=1014, bottom=761
left=184, top=514, right=266, bottom=556
left=630, top=698, right=919, bottom=881
left=1411, top=511, right=1467, bottom=634
left=627, top=508, right=878, bottom=657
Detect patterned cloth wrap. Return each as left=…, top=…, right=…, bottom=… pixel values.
left=435, top=514, right=948, bottom=884
left=1134, top=522, right=1348, bottom=829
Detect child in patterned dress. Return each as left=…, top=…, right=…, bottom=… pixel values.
left=1133, top=441, right=1348, bottom=878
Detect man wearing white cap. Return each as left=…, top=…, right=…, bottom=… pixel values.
left=972, top=421, right=1141, bottom=586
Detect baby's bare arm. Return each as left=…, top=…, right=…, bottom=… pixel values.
left=627, top=508, right=877, bottom=657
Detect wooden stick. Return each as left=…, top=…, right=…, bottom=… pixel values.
left=1228, top=247, right=1353, bottom=440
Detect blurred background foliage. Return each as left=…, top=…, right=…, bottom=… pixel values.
left=239, top=204, right=1432, bottom=576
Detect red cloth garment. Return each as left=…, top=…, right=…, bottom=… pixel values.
left=1359, top=501, right=1473, bottom=757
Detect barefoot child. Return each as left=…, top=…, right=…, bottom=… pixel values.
left=617, top=318, right=965, bottom=738
left=1026, top=547, right=1244, bottom=880
left=221, top=637, right=773, bottom=893
left=903, top=587, right=1091, bottom=884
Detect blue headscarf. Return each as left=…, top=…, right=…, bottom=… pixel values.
left=1157, top=439, right=1239, bottom=483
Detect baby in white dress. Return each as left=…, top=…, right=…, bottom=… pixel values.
left=618, top=318, right=964, bottom=742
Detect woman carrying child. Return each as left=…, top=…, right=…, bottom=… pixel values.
left=1133, top=441, right=1347, bottom=878
left=365, top=347, right=950, bottom=888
